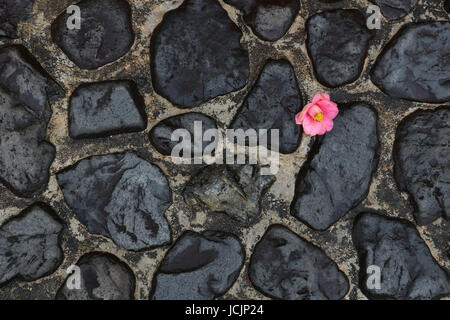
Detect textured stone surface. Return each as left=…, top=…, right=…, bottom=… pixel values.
left=0, top=204, right=63, bottom=286
left=369, top=0, right=418, bottom=20
left=183, top=165, right=275, bottom=226
left=151, top=0, right=250, bottom=108
left=372, top=22, right=450, bottom=103
left=394, top=107, right=449, bottom=225
left=291, top=104, right=379, bottom=230
left=57, top=152, right=172, bottom=251
left=150, top=230, right=244, bottom=300
left=249, top=225, right=349, bottom=300
left=149, top=112, right=217, bottom=156
left=0, top=45, right=56, bottom=197
left=224, top=0, right=299, bottom=41
left=353, top=213, right=450, bottom=300
left=56, top=252, right=135, bottom=300
left=306, top=9, right=373, bottom=88
left=51, top=0, right=134, bottom=69
left=0, top=0, right=35, bottom=38
left=231, top=59, right=302, bottom=154
left=445, top=0, right=450, bottom=14
left=69, top=80, right=147, bottom=139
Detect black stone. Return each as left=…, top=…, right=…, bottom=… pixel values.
left=150, top=230, right=244, bottom=300
left=224, top=0, right=299, bottom=41
left=372, top=22, right=450, bottom=103
left=69, top=80, right=147, bottom=139
left=306, top=9, right=373, bottom=88
left=56, top=252, right=135, bottom=300
left=57, top=152, right=172, bottom=251
left=151, top=0, right=250, bottom=108
left=445, top=0, right=450, bottom=14
left=231, top=59, right=303, bottom=154
left=51, top=0, right=134, bottom=69
left=183, top=165, right=275, bottom=226
left=149, top=112, right=217, bottom=156
left=0, top=0, right=35, bottom=39
left=249, top=225, right=349, bottom=300
left=353, top=212, right=450, bottom=300
left=0, top=45, right=56, bottom=197
left=0, top=203, right=63, bottom=286
left=369, top=0, right=417, bottom=20
left=291, top=103, right=379, bottom=230
left=394, top=107, right=449, bottom=225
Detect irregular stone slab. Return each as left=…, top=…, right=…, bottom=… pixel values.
left=56, top=252, right=135, bottom=300
left=151, top=0, right=250, bottom=108
left=231, top=59, right=302, bottom=154
left=69, top=80, right=147, bottom=139
left=51, top=0, right=134, bottom=69
left=372, top=22, right=450, bottom=103
left=394, top=107, right=449, bottom=225
left=249, top=225, right=349, bottom=300
left=291, top=103, right=378, bottom=230
left=0, top=203, right=63, bottom=286
left=306, top=9, right=373, bottom=88
left=224, top=0, right=299, bottom=41
left=150, top=230, right=244, bottom=300
left=149, top=112, right=217, bottom=156
left=57, top=152, right=172, bottom=251
left=369, top=0, right=417, bottom=20
left=183, top=165, right=275, bottom=226
left=353, top=212, right=450, bottom=300
left=0, top=0, right=35, bottom=38
left=0, top=45, right=56, bottom=197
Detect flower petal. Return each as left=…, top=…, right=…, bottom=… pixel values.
left=312, top=93, right=330, bottom=104
left=317, top=100, right=339, bottom=119
left=303, top=115, right=326, bottom=136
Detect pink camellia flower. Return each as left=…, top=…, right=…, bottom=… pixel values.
left=295, top=93, right=338, bottom=136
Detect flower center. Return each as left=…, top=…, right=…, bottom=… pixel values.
left=314, top=112, right=324, bottom=122
left=308, top=105, right=324, bottom=122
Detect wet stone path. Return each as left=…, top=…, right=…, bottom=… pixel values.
left=0, top=0, right=449, bottom=300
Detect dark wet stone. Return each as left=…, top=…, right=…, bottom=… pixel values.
left=394, top=107, right=449, bottom=225
left=56, top=252, right=135, bottom=300
left=0, top=45, right=56, bottom=197
left=306, top=9, right=373, bottom=88
left=353, top=212, right=450, bottom=300
left=369, top=0, right=417, bottom=20
left=445, top=0, right=450, bottom=14
left=231, top=59, right=302, bottom=154
left=57, top=152, right=172, bottom=251
left=0, top=0, right=35, bottom=39
left=183, top=165, right=275, bottom=226
left=151, top=0, right=250, bottom=108
left=51, top=0, right=134, bottom=69
left=249, top=225, right=349, bottom=300
left=372, top=22, right=450, bottom=103
left=69, top=80, right=147, bottom=139
left=149, top=112, right=217, bottom=156
left=150, top=230, right=244, bottom=300
left=0, top=203, right=63, bottom=286
left=224, top=0, right=299, bottom=41
left=291, top=104, right=378, bottom=230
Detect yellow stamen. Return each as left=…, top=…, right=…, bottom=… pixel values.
left=314, top=112, right=324, bottom=122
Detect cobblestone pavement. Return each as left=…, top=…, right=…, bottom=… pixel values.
left=0, top=0, right=449, bottom=300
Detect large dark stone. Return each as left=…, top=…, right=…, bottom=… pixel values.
left=291, top=103, right=378, bottom=230
left=151, top=0, right=250, bottom=108
left=51, top=0, right=134, bottom=69
left=306, top=10, right=373, bottom=88
left=353, top=212, right=450, bottom=300
left=183, top=165, right=275, bottom=226
left=150, top=230, right=244, bottom=300
left=0, top=0, right=35, bottom=38
left=394, top=107, right=449, bottom=225
left=57, top=152, right=172, bottom=251
left=224, top=0, right=299, bottom=41
left=56, top=252, right=136, bottom=300
left=0, top=203, right=63, bottom=286
left=249, top=225, right=349, bottom=300
left=69, top=80, right=147, bottom=139
left=368, top=0, right=417, bottom=20
left=231, top=59, right=303, bottom=154
left=0, top=45, right=56, bottom=197
left=372, top=22, right=450, bottom=103
left=149, top=112, right=217, bottom=156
